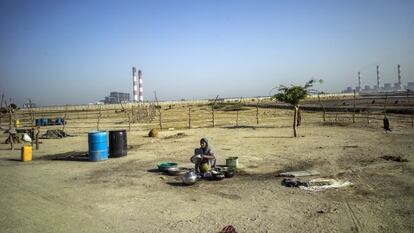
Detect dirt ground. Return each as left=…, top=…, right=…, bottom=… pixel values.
left=0, top=111, right=413, bottom=233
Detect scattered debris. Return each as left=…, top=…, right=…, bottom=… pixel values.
left=22, top=133, right=32, bottom=142
left=148, top=128, right=159, bottom=137
left=282, top=177, right=352, bottom=191
left=317, top=208, right=337, bottom=214
left=40, top=129, right=71, bottom=139
left=164, top=132, right=187, bottom=139
left=300, top=178, right=352, bottom=192
left=219, top=225, right=238, bottom=233
left=281, top=178, right=308, bottom=187
left=279, top=170, right=320, bottom=177
left=380, top=155, right=408, bottom=162
left=342, top=145, right=359, bottom=148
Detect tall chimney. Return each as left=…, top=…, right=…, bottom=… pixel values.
left=376, top=65, right=380, bottom=90
left=138, top=70, right=143, bottom=102
left=358, top=72, right=361, bottom=90
left=398, top=64, right=401, bottom=86
left=132, top=67, right=138, bottom=102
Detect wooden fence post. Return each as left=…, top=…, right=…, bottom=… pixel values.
left=35, top=127, right=40, bottom=150
left=236, top=110, right=239, bottom=127
left=318, top=94, right=326, bottom=122
left=159, top=107, right=163, bottom=130
left=352, top=90, right=356, bottom=123
left=407, top=90, right=413, bottom=128
left=256, top=97, right=260, bottom=125
left=188, top=107, right=191, bottom=129
left=211, top=95, right=219, bottom=128
left=212, top=108, right=215, bottom=128
left=97, top=105, right=102, bottom=131
left=154, top=91, right=163, bottom=130
left=62, top=104, right=68, bottom=133
left=383, top=94, right=388, bottom=118
left=120, top=102, right=131, bottom=131
left=0, top=93, right=4, bottom=126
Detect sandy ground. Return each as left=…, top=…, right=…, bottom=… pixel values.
left=0, top=113, right=413, bottom=233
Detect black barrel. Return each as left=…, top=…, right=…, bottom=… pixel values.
left=109, top=130, right=128, bottom=158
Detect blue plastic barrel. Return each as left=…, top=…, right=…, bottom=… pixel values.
left=88, top=131, right=108, bottom=161
left=35, top=119, right=42, bottom=126
left=55, top=117, right=65, bottom=125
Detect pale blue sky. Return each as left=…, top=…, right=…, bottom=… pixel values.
left=1, top=0, right=413, bottom=106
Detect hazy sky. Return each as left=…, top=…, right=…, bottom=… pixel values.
left=1, top=0, right=413, bottom=106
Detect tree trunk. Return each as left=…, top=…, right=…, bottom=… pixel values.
left=296, top=107, right=301, bottom=127
left=293, top=105, right=298, bottom=137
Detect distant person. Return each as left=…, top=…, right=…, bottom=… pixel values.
left=191, top=138, right=216, bottom=175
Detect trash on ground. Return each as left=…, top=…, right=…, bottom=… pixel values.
left=164, top=132, right=187, bottom=139
left=219, top=225, right=238, bottom=233
left=380, top=155, right=408, bottom=162
left=281, top=178, right=308, bottom=187
left=300, top=178, right=352, bottom=192
left=279, top=170, right=320, bottom=177
left=40, top=130, right=71, bottom=139
left=317, top=208, right=337, bottom=214
left=22, top=133, right=32, bottom=142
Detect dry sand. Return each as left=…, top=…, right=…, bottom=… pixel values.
left=0, top=112, right=413, bottom=233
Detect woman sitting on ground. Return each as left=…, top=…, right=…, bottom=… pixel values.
left=191, top=138, right=216, bottom=175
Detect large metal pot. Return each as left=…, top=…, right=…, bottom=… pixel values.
left=182, top=171, right=197, bottom=185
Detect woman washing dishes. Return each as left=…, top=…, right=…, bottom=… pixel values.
left=191, top=138, right=216, bottom=176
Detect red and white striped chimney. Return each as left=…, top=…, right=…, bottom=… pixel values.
left=138, top=70, right=143, bottom=102
left=132, top=67, right=138, bottom=102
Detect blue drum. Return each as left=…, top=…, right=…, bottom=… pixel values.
left=88, top=131, right=108, bottom=161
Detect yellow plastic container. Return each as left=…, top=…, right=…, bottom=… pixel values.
left=15, top=119, right=20, bottom=128
left=21, top=146, right=32, bottom=162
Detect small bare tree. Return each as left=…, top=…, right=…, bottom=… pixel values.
left=272, top=79, right=322, bottom=137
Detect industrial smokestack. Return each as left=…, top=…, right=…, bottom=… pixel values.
left=358, top=72, right=361, bottom=90
left=132, top=67, right=138, bottom=102
left=398, top=64, right=401, bottom=86
left=138, top=70, right=143, bottom=102
left=376, top=65, right=380, bottom=90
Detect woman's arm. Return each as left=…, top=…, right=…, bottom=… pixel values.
left=202, top=154, right=215, bottom=159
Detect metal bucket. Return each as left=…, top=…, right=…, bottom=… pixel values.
left=226, top=157, right=239, bottom=169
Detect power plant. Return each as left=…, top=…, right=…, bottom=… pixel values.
left=343, top=64, right=413, bottom=93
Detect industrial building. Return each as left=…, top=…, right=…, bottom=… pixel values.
left=103, top=92, right=130, bottom=104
